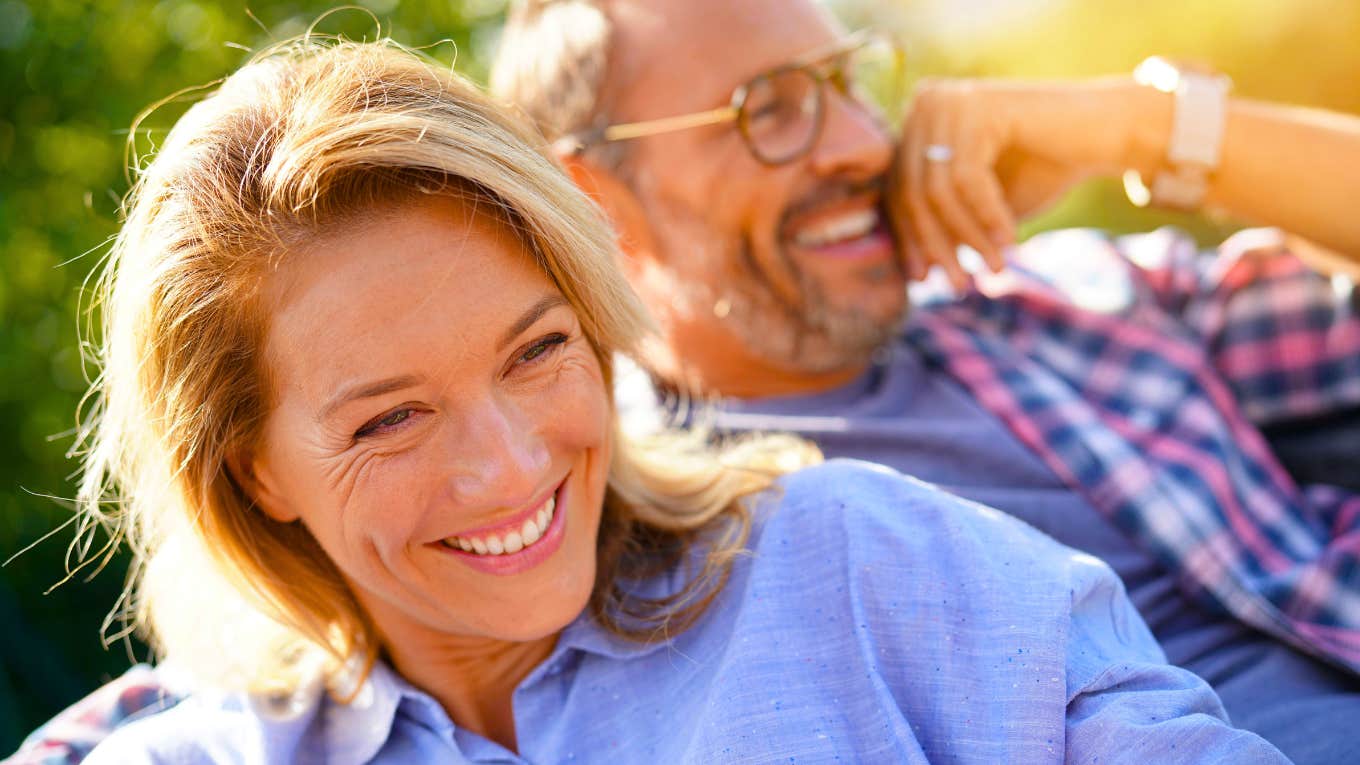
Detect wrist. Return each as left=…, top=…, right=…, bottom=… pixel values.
left=1007, top=78, right=1161, bottom=177
left=1122, top=58, right=1232, bottom=210
left=1121, top=78, right=1175, bottom=178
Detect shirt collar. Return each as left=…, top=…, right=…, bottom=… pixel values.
left=554, top=608, right=674, bottom=662
left=317, top=603, right=674, bottom=762
left=322, top=660, right=445, bottom=765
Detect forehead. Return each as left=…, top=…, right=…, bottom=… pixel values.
left=612, top=0, right=845, bottom=110
left=263, top=196, right=554, bottom=394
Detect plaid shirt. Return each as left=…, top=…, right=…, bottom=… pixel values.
left=5, top=665, right=174, bottom=764
left=907, top=227, right=1360, bottom=673
left=9, top=227, right=1360, bottom=763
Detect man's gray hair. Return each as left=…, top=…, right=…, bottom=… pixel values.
left=491, top=0, right=624, bottom=167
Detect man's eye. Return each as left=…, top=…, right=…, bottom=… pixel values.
left=356, top=408, right=412, bottom=438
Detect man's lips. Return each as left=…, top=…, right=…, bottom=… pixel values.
left=784, top=200, right=893, bottom=261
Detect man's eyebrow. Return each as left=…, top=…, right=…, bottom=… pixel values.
left=497, top=295, right=568, bottom=351
left=319, top=375, right=422, bottom=422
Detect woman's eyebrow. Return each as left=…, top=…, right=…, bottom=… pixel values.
left=496, top=295, right=568, bottom=351
left=319, top=374, right=422, bottom=422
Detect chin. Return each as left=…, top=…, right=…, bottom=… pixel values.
left=495, top=550, right=599, bottom=641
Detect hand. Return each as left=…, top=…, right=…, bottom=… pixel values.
left=888, top=77, right=1160, bottom=288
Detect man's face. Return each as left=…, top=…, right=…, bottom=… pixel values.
left=610, top=0, right=905, bottom=391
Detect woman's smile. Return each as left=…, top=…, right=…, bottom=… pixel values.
left=433, top=475, right=571, bottom=576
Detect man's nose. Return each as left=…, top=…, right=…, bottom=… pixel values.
left=445, top=397, right=551, bottom=506
left=808, top=88, right=893, bottom=180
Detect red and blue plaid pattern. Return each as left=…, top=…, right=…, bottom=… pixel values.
left=908, top=227, right=1360, bottom=673
left=5, top=665, right=178, bottom=764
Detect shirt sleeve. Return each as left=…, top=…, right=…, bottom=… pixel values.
left=1115, top=227, right=1360, bottom=426
left=1061, top=552, right=1291, bottom=764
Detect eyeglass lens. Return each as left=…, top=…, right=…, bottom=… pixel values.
left=739, top=68, right=825, bottom=164
left=736, top=40, right=902, bottom=165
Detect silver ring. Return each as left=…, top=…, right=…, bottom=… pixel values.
left=923, top=143, right=954, bottom=163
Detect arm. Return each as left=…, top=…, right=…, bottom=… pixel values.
left=1060, top=555, right=1289, bottom=764
left=890, top=76, right=1360, bottom=286
left=1168, top=97, right=1360, bottom=257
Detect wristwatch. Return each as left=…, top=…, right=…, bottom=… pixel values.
left=1122, top=56, right=1232, bottom=211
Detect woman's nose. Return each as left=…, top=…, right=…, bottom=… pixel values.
left=445, top=397, right=551, bottom=505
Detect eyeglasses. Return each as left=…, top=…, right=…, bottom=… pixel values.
left=556, top=31, right=904, bottom=166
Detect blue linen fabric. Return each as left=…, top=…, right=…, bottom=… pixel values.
left=81, top=462, right=1286, bottom=764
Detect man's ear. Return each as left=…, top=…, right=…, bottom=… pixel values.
left=226, top=448, right=299, bottom=524
left=559, top=154, right=662, bottom=277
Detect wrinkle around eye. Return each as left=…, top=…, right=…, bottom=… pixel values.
left=322, top=434, right=401, bottom=516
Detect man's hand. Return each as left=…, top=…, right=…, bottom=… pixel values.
left=887, top=77, right=1165, bottom=288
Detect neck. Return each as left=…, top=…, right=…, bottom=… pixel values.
left=641, top=335, right=868, bottom=400
left=382, top=629, right=557, bottom=753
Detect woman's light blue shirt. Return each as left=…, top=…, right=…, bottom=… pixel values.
left=85, top=461, right=1286, bottom=764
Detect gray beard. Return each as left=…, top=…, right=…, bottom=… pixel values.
left=694, top=258, right=902, bottom=374
left=659, top=225, right=903, bottom=375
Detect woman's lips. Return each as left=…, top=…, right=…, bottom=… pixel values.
left=431, top=480, right=569, bottom=576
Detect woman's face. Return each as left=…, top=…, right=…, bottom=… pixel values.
left=243, top=194, right=611, bottom=647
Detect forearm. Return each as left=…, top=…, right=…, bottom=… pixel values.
left=1128, top=89, right=1360, bottom=259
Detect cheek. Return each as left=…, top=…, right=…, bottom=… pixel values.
left=550, top=356, right=612, bottom=451
left=298, top=446, right=434, bottom=575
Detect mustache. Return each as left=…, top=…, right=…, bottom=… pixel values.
left=779, top=173, right=888, bottom=227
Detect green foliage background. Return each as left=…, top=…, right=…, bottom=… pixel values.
left=1, top=0, right=1356, bottom=752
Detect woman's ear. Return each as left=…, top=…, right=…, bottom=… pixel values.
left=559, top=154, right=661, bottom=279
left=226, top=448, right=299, bottom=523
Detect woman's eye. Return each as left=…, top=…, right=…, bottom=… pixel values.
left=519, top=333, right=567, bottom=365
left=355, top=408, right=412, bottom=439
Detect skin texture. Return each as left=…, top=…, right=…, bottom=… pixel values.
left=236, top=195, right=613, bottom=751
left=579, top=0, right=907, bottom=397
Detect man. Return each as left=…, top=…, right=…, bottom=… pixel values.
left=10, top=1, right=1359, bottom=762
left=489, top=1, right=1360, bottom=763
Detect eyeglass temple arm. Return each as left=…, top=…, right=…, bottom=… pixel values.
left=552, top=105, right=740, bottom=155
left=602, top=106, right=739, bottom=141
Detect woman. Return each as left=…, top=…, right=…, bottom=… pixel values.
left=24, top=38, right=1286, bottom=763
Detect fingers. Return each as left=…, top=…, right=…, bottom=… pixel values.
left=895, top=80, right=1019, bottom=286
left=900, top=97, right=962, bottom=287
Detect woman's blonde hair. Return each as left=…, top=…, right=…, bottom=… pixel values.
left=74, top=37, right=818, bottom=695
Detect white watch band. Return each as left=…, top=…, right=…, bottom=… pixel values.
left=1124, top=57, right=1231, bottom=211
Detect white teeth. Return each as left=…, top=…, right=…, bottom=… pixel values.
left=521, top=517, right=540, bottom=546
left=793, top=209, right=878, bottom=248
left=443, top=492, right=557, bottom=557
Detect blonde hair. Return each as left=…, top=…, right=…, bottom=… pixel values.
left=491, top=0, right=624, bottom=166
left=74, top=37, right=817, bottom=696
